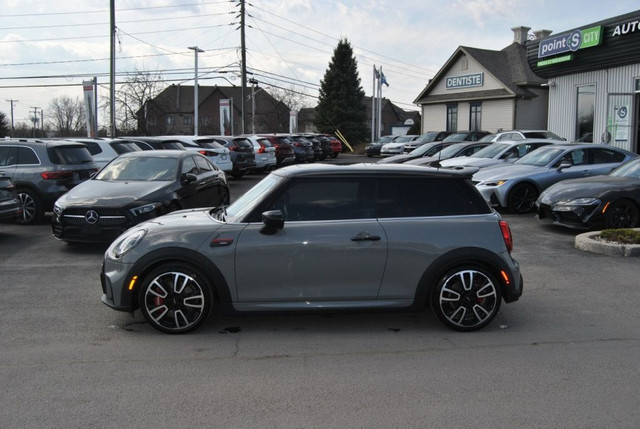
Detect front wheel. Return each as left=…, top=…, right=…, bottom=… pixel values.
left=16, top=189, right=43, bottom=225
left=138, top=263, right=213, bottom=334
left=605, top=199, right=639, bottom=229
left=432, top=266, right=502, bottom=331
left=507, top=183, right=538, bottom=214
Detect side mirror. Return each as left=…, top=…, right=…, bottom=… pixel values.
left=260, top=210, right=284, bottom=234
left=558, top=161, right=572, bottom=170
left=181, top=172, right=197, bottom=184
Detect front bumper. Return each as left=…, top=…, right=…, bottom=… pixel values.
left=536, top=201, right=602, bottom=230
left=101, top=259, right=136, bottom=312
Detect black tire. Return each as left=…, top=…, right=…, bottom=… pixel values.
left=138, top=263, right=213, bottom=334
left=331, top=153, right=339, bottom=158
left=604, top=199, right=640, bottom=229
left=507, top=183, right=538, bottom=214
left=432, top=265, right=502, bottom=332
left=230, top=171, right=245, bottom=179
left=16, top=188, right=43, bottom=225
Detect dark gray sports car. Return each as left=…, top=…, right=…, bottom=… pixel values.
left=536, top=158, right=640, bottom=230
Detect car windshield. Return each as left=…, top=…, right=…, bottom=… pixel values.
left=515, top=147, right=565, bottom=166
left=437, top=143, right=467, bottom=158
left=610, top=158, right=640, bottom=178
left=394, top=136, right=415, bottom=143
left=110, top=142, right=142, bottom=154
left=225, top=173, right=284, bottom=222
left=410, top=142, right=441, bottom=156
left=414, top=133, right=439, bottom=143
left=377, top=136, right=395, bottom=143
left=470, top=143, right=509, bottom=158
left=48, top=146, right=94, bottom=165
left=443, top=133, right=469, bottom=142
left=479, top=134, right=497, bottom=142
left=95, top=156, right=178, bottom=181
left=193, top=139, right=225, bottom=149
left=522, top=131, right=563, bottom=139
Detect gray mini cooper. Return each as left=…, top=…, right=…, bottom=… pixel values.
left=101, top=164, right=523, bottom=334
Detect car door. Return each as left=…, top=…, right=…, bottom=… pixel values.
left=193, top=155, right=222, bottom=206
left=176, top=155, right=209, bottom=208
left=0, top=146, right=17, bottom=180
left=234, top=177, right=388, bottom=302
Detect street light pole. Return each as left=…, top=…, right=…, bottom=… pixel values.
left=188, top=46, right=205, bottom=136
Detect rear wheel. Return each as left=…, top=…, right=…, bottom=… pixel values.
left=507, top=183, right=538, bottom=214
left=432, top=265, right=501, bottom=331
left=138, top=263, right=213, bottom=334
left=605, top=199, right=639, bottom=229
left=16, top=189, right=43, bottom=225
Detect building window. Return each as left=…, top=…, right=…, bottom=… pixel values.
left=446, top=104, right=458, bottom=132
left=576, top=84, right=595, bottom=142
left=166, top=115, right=176, bottom=125
left=202, top=116, right=212, bottom=126
left=469, top=103, right=482, bottom=131
left=183, top=115, right=193, bottom=125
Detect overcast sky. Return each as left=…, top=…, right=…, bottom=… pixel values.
left=1, top=1, right=639, bottom=129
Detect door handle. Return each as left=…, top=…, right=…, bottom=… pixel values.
left=351, top=232, right=381, bottom=241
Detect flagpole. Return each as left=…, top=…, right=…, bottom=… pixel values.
left=372, top=65, right=376, bottom=143
left=377, top=67, right=383, bottom=140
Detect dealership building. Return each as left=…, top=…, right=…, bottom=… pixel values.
left=415, top=10, right=640, bottom=154
left=527, top=10, right=640, bottom=153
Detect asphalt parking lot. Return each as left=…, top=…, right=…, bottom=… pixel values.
left=1, top=155, right=639, bottom=428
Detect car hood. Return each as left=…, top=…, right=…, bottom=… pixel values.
left=540, top=175, right=639, bottom=201
left=473, top=164, right=545, bottom=182
left=378, top=154, right=412, bottom=163
left=57, top=179, right=172, bottom=207
left=440, top=156, right=487, bottom=167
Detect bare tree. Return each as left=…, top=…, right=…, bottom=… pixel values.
left=268, top=85, right=311, bottom=112
left=101, top=69, right=166, bottom=135
left=47, top=95, right=86, bottom=137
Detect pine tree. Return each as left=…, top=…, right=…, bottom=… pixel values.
left=314, top=39, right=368, bottom=144
left=0, top=111, right=10, bottom=137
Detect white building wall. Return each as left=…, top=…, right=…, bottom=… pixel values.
left=548, top=63, right=640, bottom=147
left=421, top=104, right=445, bottom=132
left=480, top=99, right=515, bottom=131
left=429, top=55, right=506, bottom=96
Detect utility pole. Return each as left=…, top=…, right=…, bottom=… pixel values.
left=188, top=46, right=205, bottom=136
left=240, top=0, right=247, bottom=134
left=30, top=106, right=40, bottom=137
left=110, top=0, right=117, bottom=137
left=5, top=99, right=18, bottom=137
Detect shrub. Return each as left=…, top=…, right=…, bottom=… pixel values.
left=599, top=229, right=640, bottom=244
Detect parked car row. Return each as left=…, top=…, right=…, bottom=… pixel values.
left=373, top=132, right=639, bottom=228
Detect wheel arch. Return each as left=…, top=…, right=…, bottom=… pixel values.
left=127, top=247, right=232, bottom=311
left=414, top=247, right=515, bottom=307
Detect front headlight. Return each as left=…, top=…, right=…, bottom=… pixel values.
left=108, top=228, right=147, bottom=259
left=130, top=202, right=160, bottom=217
left=561, top=198, right=600, bottom=206
left=482, top=179, right=508, bottom=187
left=53, top=202, right=62, bottom=216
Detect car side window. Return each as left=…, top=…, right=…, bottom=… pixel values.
left=194, top=155, right=214, bottom=172
left=589, top=148, right=626, bottom=164
left=268, top=178, right=375, bottom=221
left=181, top=156, right=199, bottom=175
left=565, top=149, right=586, bottom=166
left=17, top=147, right=39, bottom=165
left=83, top=142, right=102, bottom=155
left=377, top=178, right=490, bottom=218
left=0, top=146, right=16, bottom=166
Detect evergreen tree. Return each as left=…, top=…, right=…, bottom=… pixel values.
left=314, top=39, right=368, bottom=144
left=0, top=111, right=10, bottom=137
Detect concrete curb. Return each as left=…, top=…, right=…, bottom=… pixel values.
left=575, top=229, right=640, bottom=257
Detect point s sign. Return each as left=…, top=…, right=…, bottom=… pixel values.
left=538, top=26, right=602, bottom=58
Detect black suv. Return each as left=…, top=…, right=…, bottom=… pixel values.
left=101, top=163, right=523, bottom=334
left=0, top=139, right=98, bottom=224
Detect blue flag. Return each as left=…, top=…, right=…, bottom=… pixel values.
left=381, top=72, right=389, bottom=87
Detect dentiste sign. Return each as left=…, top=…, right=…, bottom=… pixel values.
left=445, top=73, right=484, bottom=89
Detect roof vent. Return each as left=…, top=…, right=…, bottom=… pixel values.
left=511, top=26, right=531, bottom=45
